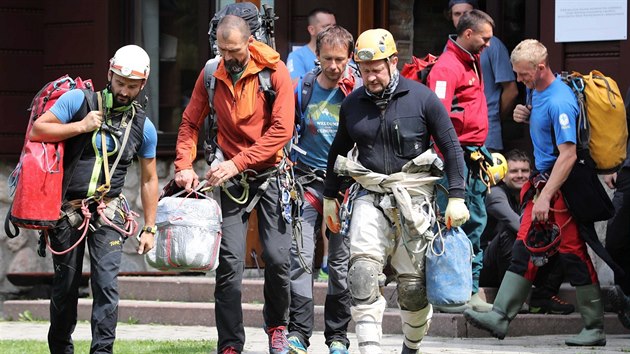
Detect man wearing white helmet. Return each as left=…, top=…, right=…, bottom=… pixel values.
left=322, top=28, right=468, bottom=354
left=30, top=44, right=158, bottom=354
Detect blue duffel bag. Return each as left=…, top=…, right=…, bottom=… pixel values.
left=425, top=227, right=473, bottom=306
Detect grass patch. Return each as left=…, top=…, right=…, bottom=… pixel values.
left=0, top=339, right=216, bottom=354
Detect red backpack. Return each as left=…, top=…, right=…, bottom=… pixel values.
left=5, top=75, right=94, bottom=238
left=401, top=54, right=438, bottom=85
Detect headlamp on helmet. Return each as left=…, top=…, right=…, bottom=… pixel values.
left=109, top=45, right=151, bottom=80
left=354, top=29, right=398, bottom=63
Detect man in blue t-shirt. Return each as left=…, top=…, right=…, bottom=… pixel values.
left=287, top=25, right=359, bottom=354
left=464, top=39, right=614, bottom=347
left=447, top=0, right=518, bottom=152
left=286, top=8, right=336, bottom=84
left=30, top=45, right=158, bottom=354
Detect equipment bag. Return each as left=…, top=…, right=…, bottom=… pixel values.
left=208, top=2, right=277, bottom=57
left=146, top=182, right=222, bottom=272
left=5, top=75, right=93, bottom=238
left=401, top=53, right=438, bottom=85
left=425, top=227, right=473, bottom=306
left=562, top=70, right=628, bottom=173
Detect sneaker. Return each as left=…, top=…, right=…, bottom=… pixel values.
left=267, top=326, right=290, bottom=354
left=317, top=268, right=329, bottom=282
left=529, top=295, right=575, bottom=315
left=329, top=341, right=348, bottom=354
left=287, top=335, right=307, bottom=354
left=605, top=285, right=630, bottom=329
left=220, top=346, right=239, bottom=354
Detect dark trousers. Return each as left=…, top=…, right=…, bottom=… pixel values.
left=215, top=176, right=292, bottom=352
left=480, top=229, right=565, bottom=300
left=48, top=215, right=124, bottom=354
left=606, top=166, right=630, bottom=294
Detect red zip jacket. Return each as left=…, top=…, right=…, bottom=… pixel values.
left=174, top=41, right=294, bottom=172
left=427, top=36, right=488, bottom=146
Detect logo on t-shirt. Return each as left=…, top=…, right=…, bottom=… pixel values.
left=559, top=113, right=570, bottom=130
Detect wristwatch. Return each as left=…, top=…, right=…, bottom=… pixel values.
left=141, top=225, right=157, bottom=235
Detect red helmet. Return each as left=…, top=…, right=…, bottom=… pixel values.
left=525, top=221, right=561, bottom=267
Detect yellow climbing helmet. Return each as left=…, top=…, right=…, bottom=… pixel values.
left=354, top=28, right=397, bottom=63
left=487, top=152, right=508, bottom=186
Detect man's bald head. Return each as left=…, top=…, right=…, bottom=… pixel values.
left=217, top=14, right=250, bottom=43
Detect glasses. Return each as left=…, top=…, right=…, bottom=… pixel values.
left=355, top=48, right=376, bottom=61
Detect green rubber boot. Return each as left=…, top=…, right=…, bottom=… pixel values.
left=565, top=284, right=606, bottom=346
left=463, top=271, right=531, bottom=339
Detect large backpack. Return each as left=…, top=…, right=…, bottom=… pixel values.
left=5, top=75, right=94, bottom=238
left=207, top=2, right=276, bottom=57
left=561, top=70, right=628, bottom=173
left=203, top=3, right=278, bottom=165
left=401, top=53, right=439, bottom=85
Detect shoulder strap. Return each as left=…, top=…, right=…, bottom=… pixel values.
left=204, top=57, right=221, bottom=115
left=258, top=68, right=276, bottom=108
left=299, top=69, right=319, bottom=116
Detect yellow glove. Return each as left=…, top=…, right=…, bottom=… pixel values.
left=323, top=197, right=341, bottom=234
left=445, top=198, right=469, bottom=228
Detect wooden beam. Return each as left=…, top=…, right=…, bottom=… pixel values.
left=357, top=0, right=374, bottom=34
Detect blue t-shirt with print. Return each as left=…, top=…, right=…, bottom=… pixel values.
left=296, top=80, right=344, bottom=169
left=529, top=76, right=578, bottom=173
left=49, top=89, right=157, bottom=158
left=482, top=36, right=516, bottom=151
left=287, top=45, right=317, bottom=81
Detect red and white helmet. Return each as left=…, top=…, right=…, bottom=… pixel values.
left=109, top=45, right=150, bottom=80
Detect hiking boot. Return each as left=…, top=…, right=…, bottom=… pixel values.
left=287, top=335, right=307, bottom=354
left=220, top=346, right=240, bottom=354
left=401, top=343, right=418, bottom=354
left=432, top=303, right=470, bottom=313
left=468, top=292, right=493, bottom=312
left=605, top=285, right=630, bottom=330
left=267, top=326, right=290, bottom=354
left=329, top=341, right=349, bottom=354
left=529, top=295, right=575, bottom=315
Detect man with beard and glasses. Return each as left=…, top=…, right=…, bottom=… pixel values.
left=323, top=28, right=468, bottom=354
left=29, top=44, right=158, bottom=354
left=426, top=9, right=495, bottom=314
left=286, top=25, right=359, bottom=354
left=173, top=15, right=295, bottom=354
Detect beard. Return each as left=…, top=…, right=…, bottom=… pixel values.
left=225, top=58, right=247, bottom=75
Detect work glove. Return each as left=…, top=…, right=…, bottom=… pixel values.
left=323, top=197, right=341, bottom=234
left=444, top=198, right=469, bottom=228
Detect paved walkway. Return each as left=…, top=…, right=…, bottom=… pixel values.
left=1, top=321, right=629, bottom=353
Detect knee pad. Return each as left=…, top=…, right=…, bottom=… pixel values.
left=348, top=257, right=382, bottom=305
left=397, top=276, right=428, bottom=311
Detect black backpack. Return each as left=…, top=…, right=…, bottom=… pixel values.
left=208, top=2, right=277, bottom=56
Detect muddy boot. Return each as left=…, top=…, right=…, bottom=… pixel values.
left=565, top=284, right=606, bottom=346
left=463, top=271, right=531, bottom=339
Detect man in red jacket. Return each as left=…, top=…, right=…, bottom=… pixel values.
left=427, top=9, right=495, bottom=313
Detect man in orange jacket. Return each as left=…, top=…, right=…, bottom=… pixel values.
left=174, top=15, right=295, bottom=354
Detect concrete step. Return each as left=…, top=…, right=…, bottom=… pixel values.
left=117, top=276, right=401, bottom=307
left=117, top=276, right=582, bottom=309
left=4, top=298, right=628, bottom=337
